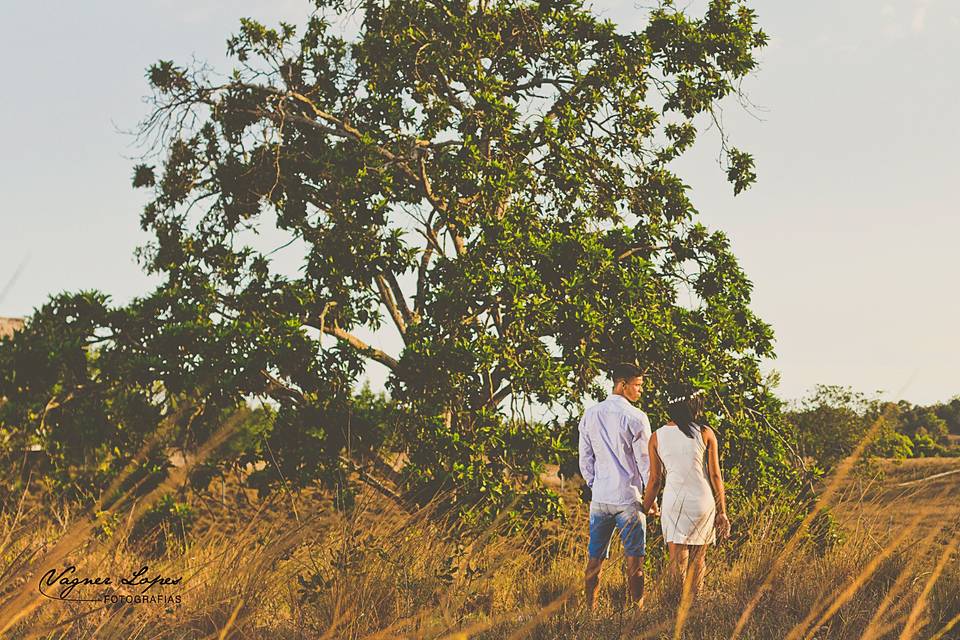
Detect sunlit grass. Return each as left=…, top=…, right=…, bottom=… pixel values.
left=1, top=447, right=958, bottom=638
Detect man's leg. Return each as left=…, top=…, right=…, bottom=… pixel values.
left=585, top=504, right=615, bottom=610
left=584, top=557, right=604, bottom=611
left=618, top=504, right=647, bottom=606
left=625, top=555, right=645, bottom=605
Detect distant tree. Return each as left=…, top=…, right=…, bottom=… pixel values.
left=786, top=388, right=960, bottom=470
left=786, top=386, right=924, bottom=470
left=788, top=386, right=872, bottom=471
left=864, top=424, right=913, bottom=460
left=909, top=427, right=947, bottom=458
left=933, top=397, right=960, bottom=434
left=895, top=403, right=950, bottom=444
left=2, top=0, right=803, bottom=522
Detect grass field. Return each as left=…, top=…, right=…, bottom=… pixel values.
left=0, top=456, right=958, bottom=639
left=835, top=458, right=960, bottom=535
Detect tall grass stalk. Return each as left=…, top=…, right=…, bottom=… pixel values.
left=1, top=424, right=957, bottom=638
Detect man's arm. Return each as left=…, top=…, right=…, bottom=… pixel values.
left=642, top=432, right=663, bottom=516
left=578, top=417, right=596, bottom=489
left=631, top=411, right=653, bottom=487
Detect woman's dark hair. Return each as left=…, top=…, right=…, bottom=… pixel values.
left=666, top=392, right=705, bottom=438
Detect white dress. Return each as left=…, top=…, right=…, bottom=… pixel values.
left=657, top=424, right=717, bottom=545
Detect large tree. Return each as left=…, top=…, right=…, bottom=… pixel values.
left=3, top=0, right=802, bottom=521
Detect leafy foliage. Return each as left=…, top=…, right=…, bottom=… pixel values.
left=129, top=493, right=196, bottom=557
left=0, top=293, right=168, bottom=500
left=933, top=397, right=960, bottom=434
left=788, top=386, right=881, bottom=472
left=786, top=385, right=956, bottom=474
left=0, top=0, right=804, bottom=523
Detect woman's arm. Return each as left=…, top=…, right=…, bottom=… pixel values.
left=704, top=427, right=730, bottom=538
left=642, top=432, right=663, bottom=515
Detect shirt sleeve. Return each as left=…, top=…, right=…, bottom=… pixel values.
left=578, top=416, right=596, bottom=488
left=631, top=411, right=653, bottom=487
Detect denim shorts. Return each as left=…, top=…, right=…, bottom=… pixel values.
left=588, top=501, right=647, bottom=559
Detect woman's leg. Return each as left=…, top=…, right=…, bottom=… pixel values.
left=667, top=542, right=689, bottom=590
left=686, top=544, right=709, bottom=598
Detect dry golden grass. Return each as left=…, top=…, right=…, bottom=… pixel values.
left=1, top=454, right=958, bottom=639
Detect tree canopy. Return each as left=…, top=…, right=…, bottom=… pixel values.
left=1, top=0, right=804, bottom=522
left=785, top=385, right=959, bottom=472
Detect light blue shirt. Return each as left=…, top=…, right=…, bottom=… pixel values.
left=578, top=394, right=652, bottom=505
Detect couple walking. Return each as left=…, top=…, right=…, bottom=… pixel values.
left=578, top=362, right=731, bottom=609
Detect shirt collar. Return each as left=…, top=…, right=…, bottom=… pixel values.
left=607, top=393, right=632, bottom=406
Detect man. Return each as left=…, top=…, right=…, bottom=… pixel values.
left=579, top=362, right=655, bottom=610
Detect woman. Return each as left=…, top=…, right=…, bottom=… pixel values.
left=642, top=391, right=730, bottom=598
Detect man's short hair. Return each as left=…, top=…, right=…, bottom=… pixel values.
left=610, top=362, right=643, bottom=384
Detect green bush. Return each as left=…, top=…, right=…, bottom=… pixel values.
left=910, top=427, right=948, bottom=457
left=130, top=493, right=196, bottom=557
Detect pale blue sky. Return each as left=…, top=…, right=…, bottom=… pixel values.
left=1, top=1, right=957, bottom=405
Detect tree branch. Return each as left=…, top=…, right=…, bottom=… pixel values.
left=243, top=85, right=469, bottom=274
left=487, top=383, right=512, bottom=407
left=260, top=369, right=306, bottom=405
left=515, top=74, right=576, bottom=92
left=375, top=274, right=408, bottom=337
left=314, top=322, right=400, bottom=371
left=618, top=246, right=646, bottom=261
left=414, top=245, right=433, bottom=319
left=445, top=222, right=467, bottom=257
left=338, top=455, right=409, bottom=510
left=287, top=90, right=449, bottom=212
left=383, top=271, right=413, bottom=325
left=252, top=87, right=461, bottom=236
left=491, top=304, right=505, bottom=336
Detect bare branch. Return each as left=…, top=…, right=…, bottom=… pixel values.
left=249, top=86, right=459, bottom=225
left=617, top=246, right=647, bottom=261
left=383, top=271, right=413, bottom=325
left=375, top=274, right=408, bottom=337
left=445, top=222, right=467, bottom=257
left=487, top=383, right=512, bottom=407
left=414, top=245, right=433, bottom=319
left=318, top=323, right=400, bottom=371
left=260, top=369, right=306, bottom=405
left=338, top=455, right=409, bottom=509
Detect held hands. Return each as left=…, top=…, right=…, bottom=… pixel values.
left=714, top=512, right=731, bottom=540
left=643, top=499, right=659, bottom=518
